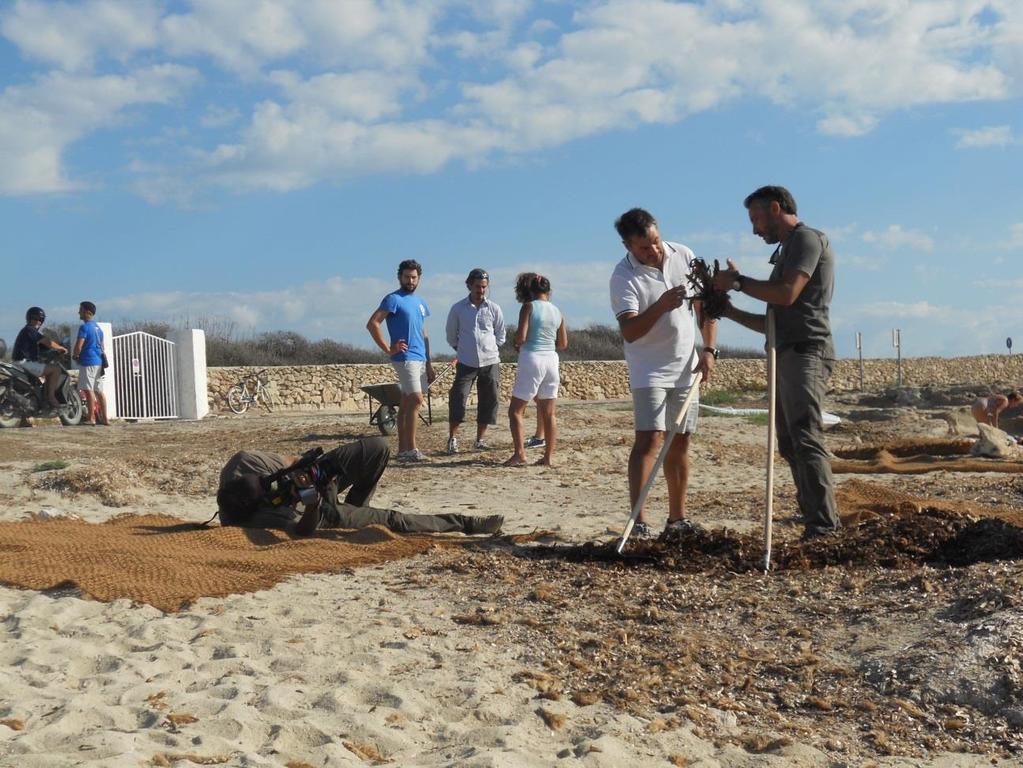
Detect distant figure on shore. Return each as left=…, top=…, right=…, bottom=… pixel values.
left=971, top=391, right=1023, bottom=429
left=504, top=273, right=567, bottom=467
left=444, top=268, right=505, bottom=454
left=366, top=260, right=435, bottom=462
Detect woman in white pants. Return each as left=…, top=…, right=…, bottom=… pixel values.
left=504, top=273, right=568, bottom=467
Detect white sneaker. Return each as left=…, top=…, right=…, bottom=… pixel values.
left=446, top=437, right=458, bottom=455
left=473, top=439, right=488, bottom=450
left=397, top=449, right=426, bottom=462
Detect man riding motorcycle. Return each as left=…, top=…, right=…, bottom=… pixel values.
left=12, top=307, right=69, bottom=417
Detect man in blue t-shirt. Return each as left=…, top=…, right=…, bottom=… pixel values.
left=72, top=301, right=110, bottom=426
left=366, top=259, right=435, bottom=461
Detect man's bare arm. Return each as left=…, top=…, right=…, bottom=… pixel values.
left=735, top=269, right=810, bottom=307
left=722, top=304, right=766, bottom=335
left=712, top=258, right=810, bottom=307
left=694, top=302, right=717, bottom=382
left=366, top=308, right=402, bottom=355
left=617, top=285, right=687, bottom=343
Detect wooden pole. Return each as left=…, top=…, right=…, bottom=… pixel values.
left=764, top=310, right=777, bottom=571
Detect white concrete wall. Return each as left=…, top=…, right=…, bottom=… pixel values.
left=171, top=329, right=208, bottom=420
left=97, top=321, right=117, bottom=418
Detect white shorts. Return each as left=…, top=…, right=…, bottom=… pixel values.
left=512, top=350, right=560, bottom=401
left=16, top=360, right=46, bottom=377
left=392, top=361, right=428, bottom=395
left=632, top=386, right=699, bottom=433
left=78, top=365, right=103, bottom=392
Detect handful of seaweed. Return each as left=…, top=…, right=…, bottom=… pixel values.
left=686, top=258, right=732, bottom=319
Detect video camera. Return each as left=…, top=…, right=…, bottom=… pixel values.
left=259, top=447, right=327, bottom=507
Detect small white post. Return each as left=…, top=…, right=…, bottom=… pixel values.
left=855, top=331, right=864, bottom=391
left=892, top=328, right=902, bottom=387
left=171, top=329, right=208, bottom=420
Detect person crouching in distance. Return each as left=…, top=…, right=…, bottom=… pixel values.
left=971, top=391, right=1023, bottom=430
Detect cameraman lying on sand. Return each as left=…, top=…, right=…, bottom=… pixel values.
left=217, top=436, right=503, bottom=536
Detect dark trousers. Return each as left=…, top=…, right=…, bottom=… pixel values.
left=775, top=343, right=840, bottom=535
left=318, top=437, right=471, bottom=533
left=448, top=362, right=500, bottom=425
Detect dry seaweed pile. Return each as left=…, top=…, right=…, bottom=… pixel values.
left=830, top=436, right=1023, bottom=475
left=31, top=456, right=223, bottom=507
left=530, top=484, right=1023, bottom=575
left=833, top=437, right=974, bottom=460
left=425, top=494, right=1023, bottom=760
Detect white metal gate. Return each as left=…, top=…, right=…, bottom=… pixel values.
left=112, top=332, right=178, bottom=420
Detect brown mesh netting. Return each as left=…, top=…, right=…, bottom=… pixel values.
left=831, top=437, right=1023, bottom=474
left=0, top=515, right=442, bottom=612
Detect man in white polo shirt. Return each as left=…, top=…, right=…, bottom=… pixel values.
left=609, top=208, right=718, bottom=542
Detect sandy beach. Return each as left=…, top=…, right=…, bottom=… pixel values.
left=1, top=393, right=1021, bottom=766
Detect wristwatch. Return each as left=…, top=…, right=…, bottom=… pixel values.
left=731, top=275, right=744, bottom=292
left=704, top=346, right=720, bottom=360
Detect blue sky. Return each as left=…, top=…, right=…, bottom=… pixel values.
left=1, top=0, right=1021, bottom=359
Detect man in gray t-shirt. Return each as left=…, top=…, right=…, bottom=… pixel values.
left=712, top=186, right=839, bottom=540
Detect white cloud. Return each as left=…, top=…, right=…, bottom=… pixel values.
left=816, top=114, right=878, bottom=137
left=974, top=277, right=1023, bottom=290
left=842, top=297, right=1023, bottom=356
left=1001, top=222, right=1023, bottom=250
left=842, top=254, right=885, bottom=271
left=0, top=65, right=197, bottom=195
left=2, top=0, right=1022, bottom=197
left=199, top=104, right=242, bottom=129
left=27, top=259, right=621, bottom=349
left=267, top=69, right=418, bottom=122
left=854, top=301, right=941, bottom=320
left=94, top=275, right=394, bottom=345
left=861, top=225, right=935, bottom=252
left=2, top=0, right=440, bottom=76
left=1, top=0, right=161, bottom=71
left=196, top=0, right=1014, bottom=192
left=955, top=124, right=1016, bottom=147
left=159, top=0, right=438, bottom=76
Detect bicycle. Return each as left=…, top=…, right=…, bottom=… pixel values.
left=226, top=369, right=278, bottom=414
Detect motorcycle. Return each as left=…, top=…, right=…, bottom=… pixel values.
left=0, top=338, right=85, bottom=428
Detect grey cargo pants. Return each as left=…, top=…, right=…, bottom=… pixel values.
left=318, top=437, right=474, bottom=533
left=775, top=342, right=840, bottom=536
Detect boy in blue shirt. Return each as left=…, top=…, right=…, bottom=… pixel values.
left=366, top=260, right=435, bottom=461
left=72, top=301, right=110, bottom=426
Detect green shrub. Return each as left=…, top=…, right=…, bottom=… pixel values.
left=33, top=460, right=70, bottom=472
left=701, top=389, right=746, bottom=406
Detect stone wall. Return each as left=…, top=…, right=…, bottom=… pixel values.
left=207, top=355, right=1023, bottom=413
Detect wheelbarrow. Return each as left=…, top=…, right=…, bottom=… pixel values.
left=361, top=361, right=455, bottom=436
